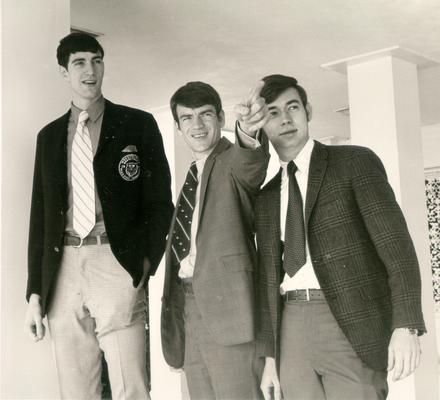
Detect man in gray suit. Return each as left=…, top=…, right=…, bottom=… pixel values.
left=254, top=74, right=425, bottom=400
left=161, top=81, right=269, bottom=399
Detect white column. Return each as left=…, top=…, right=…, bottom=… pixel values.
left=149, top=106, right=183, bottom=400
left=1, top=1, right=70, bottom=399
left=322, top=47, right=439, bottom=400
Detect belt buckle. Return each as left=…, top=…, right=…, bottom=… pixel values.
left=72, top=236, right=84, bottom=248
left=305, top=288, right=310, bottom=301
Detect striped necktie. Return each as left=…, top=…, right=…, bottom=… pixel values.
left=72, top=110, right=95, bottom=239
left=283, top=161, right=306, bottom=277
left=171, top=161, right=198, bottom=264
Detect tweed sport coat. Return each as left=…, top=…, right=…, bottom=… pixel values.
left=27, top=100, right=174, bottom=315
left=255, top=140, right=426, bottom=371
left=161, top=136, right=270, bottom=368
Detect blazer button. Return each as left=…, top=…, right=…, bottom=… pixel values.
left=54, top=246, right=60, bottom=253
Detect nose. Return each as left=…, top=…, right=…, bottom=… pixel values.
left=193, top=114, right=204, bottom=128
left=84, top=61, right=95, bottom=75
left=281, top=110, right=293, bottom=126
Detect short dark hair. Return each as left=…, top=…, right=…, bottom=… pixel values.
left=260, top=74, right=308, bottom=107
left=56, top=33, right=104, bottom=68
left=170, top=81, right=222, bottom=123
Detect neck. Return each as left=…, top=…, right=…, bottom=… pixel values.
left=72, top=94, right=102, bottom=111
left=277, top=138, right=309, bottom=162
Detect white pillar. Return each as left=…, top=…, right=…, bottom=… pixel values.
left=149, top=106, right=183, bottom=400
left=322, top=47, right=439, bottom=400
left=1, top=1, right=70, bottom=398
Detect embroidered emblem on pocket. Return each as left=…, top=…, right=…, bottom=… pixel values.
left=119, top=154, right=140, bottom=181
left=122, top=145, right=138, bottom=153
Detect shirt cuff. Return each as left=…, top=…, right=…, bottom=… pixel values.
left=236, top=121, right=261, bottom=149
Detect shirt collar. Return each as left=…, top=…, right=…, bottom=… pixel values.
left=280, top=138, right=315, bottom=174
left=193, top=154, right=209, bottom=177
left=70, top=96, right=105, bottom=122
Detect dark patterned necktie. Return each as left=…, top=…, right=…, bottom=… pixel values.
left=171, top=161, right=198, bottom=265
left=283, top=161, right=306, bottom=277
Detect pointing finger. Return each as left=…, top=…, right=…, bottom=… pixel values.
left=246, top=80, right=265, bottom=106
left=234, top=103, right=251, bottom=119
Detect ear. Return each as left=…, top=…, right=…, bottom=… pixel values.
left=218, top=110, right=226, bottom=128
left=305, top=103, right=312, bottom=122
left=174, top=121, right=182, bottom=136
left=59, top=66, right=69, bottom=81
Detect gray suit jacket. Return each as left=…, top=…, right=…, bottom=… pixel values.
left=161, top=136, right=269, bottom=368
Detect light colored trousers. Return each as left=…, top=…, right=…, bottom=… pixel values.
left=47, top=244, right=149, bottom=400
left=280, top=299, right=388, bottom=400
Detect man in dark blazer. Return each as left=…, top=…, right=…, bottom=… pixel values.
left=161, top=81, right=270, bottom=399
left=24, top=33, right=173, bottom=399
left=254, top=75, right=426, bottom=400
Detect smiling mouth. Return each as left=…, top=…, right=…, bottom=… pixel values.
left=192, top=132, right=208, bottom=138
left=82, top=79, right=97, bottom=85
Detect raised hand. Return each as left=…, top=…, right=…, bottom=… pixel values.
left=234, top=81, right=269, bottom=137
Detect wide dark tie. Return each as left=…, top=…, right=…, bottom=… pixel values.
left=283, top=161, right=306, bottom=277
left=171, top=161, right=198, bottom=265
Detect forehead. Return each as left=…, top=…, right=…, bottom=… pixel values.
left=267, top=87, right=302, bottom=108
left=176, top=104, right=217, bottom=117
left=68, top=51, right=103, bottom=63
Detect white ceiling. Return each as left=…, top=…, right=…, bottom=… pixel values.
left=72, top=0, right=440, bottom=139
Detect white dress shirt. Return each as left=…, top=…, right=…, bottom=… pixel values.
left=279, top=138, right=321, bottom=293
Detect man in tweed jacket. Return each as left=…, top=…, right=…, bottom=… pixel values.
left=254, top=75, right=426, bottom=400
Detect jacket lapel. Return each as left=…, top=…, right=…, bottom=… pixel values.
left=52, top=111, right=70, bottom=210
left=305, top=141, right=328, bottom=228
left=262, top=170, right=282, bottom=241
left=197, top=137, right=230, bottom=220
left=95, top=100, right=121, bottom=157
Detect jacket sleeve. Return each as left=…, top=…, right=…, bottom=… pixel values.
left=351, top=148, right=426, bottom=333
left=141, top=115, right=174, bottom=276
left=26, top=134, right=44, bottom=301
left=254, top=195, right=277, bottom=359
left=230, top=125, right=270, bottom=194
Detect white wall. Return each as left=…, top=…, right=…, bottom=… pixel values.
left=1, top=1, right=70, bottom=398
left=422, top=123, right=440, bottom=170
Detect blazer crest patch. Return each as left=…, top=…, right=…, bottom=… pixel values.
left=122, top=145, right=138, bottom=153
left=119, top=154, right=140, bottom=181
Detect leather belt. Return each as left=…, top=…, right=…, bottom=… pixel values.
left=282, top=288, right=325, bottom=302
left=64, top=234, right=109, bottom=248
left=177, top=278, right=194, bottom=295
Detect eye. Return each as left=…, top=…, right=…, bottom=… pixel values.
left=288, top=104, right=299, bottom=111
left=268, top=110, right=278, bottom=118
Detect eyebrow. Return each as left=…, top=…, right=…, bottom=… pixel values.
left=268, top=99, right=300, bottom=110
left=70, top=55, right=102, bottom=64
left=178, top=108, right=215, bottom=119
left=199, top=109, right=214, bottom=115
left=70, top=57, right=86, bottom=63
